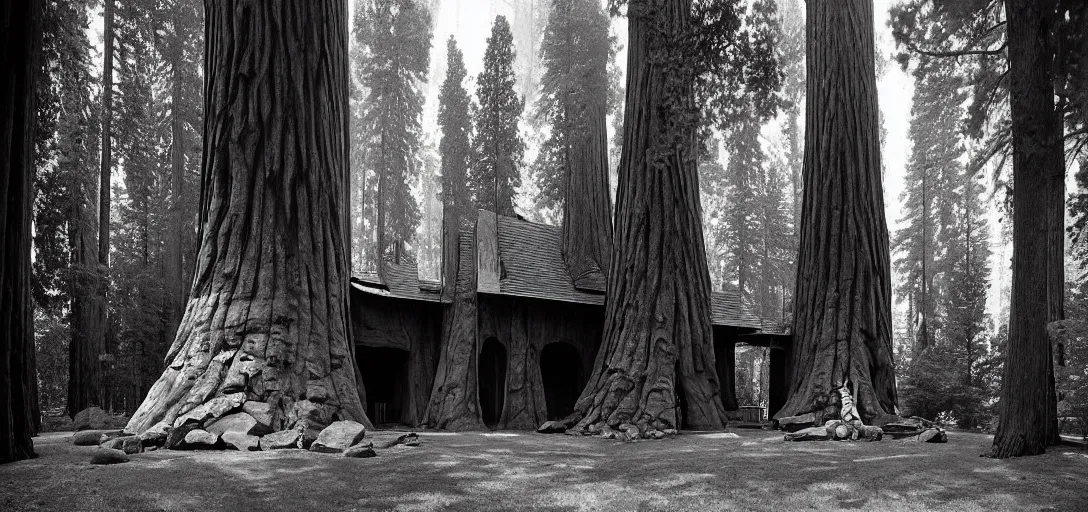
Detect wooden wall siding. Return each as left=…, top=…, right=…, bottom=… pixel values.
left=477, top=295, right=604, bottom=430
left=350, top=293, right=441, bottom=426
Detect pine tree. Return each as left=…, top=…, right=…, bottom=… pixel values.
left=357, top=0, right=432, bottom=264
left=438, top=36, right=474, bottom=231
left=892, top=58, right=965, bottom=353
left=470, top=16, right=524, bottom=217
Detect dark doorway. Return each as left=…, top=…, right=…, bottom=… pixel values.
left=540, top=342, right=583, bottom=420
left=356, top=346, right=409, bottom=425
left=479, top=338, right=507, bottom=428
left=675, top=362, right=690, bottom=429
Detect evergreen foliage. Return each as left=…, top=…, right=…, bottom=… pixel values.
left=438, top=36, right=474, bottom=230
left=470, top=16, right=525, bottom=217
left=356, top=0, right=433, bottom=264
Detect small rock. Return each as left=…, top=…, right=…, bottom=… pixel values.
left=310, top=420, right=367, bottom=453
left=206, top=412, right=270, bottom=437
left=222, top=432, right=260, bottom=451
left=90, top=448, right=130, bottom=465
left=599, top=427, right=618, bottom=440
left=260, top=429, right=302, bottom=450
left=165, top=422, right=201, bottom=449
left=834, top=424, right=851, bottom=440
left=100, top=436, right=141, bottom=454
left=73, top=407, right=109, bottom=431
left=73, top=430, right=118, bottom=446
left=242, top=401, right=274, bottom=430
left=139, top=422, right=171, bottom=447
left=370, top=432, right=410, bottom=449
left=344, top=442, right=376, bottom=458
left=651, top=430, right=666, bottom=439
left=536, top=421, right=566, bottom=434
left=183, top=429, right=220, bottom=448
left=622, top=424, right=641, bottom=441
left=916, top=428, right=947, bottom=443
left=662, top=428, right=678, bottom=435
left=403, top=433, right=420, bottom=447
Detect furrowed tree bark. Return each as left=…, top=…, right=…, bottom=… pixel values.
left=1, top=0, right=42, bottom=463
left=990, top=0, right=1062, bottom=458
left=561, top=100, right=613, bottom=292
left=125, top=0, right=367, bottom=435
left=773, top=0, right=898, bottom=425
left=424, top=229, right=485, bottom=430
left=563, top=0, right=728, bottom=436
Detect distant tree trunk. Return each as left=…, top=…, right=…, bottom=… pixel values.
left=68, top=203, right=105, bottom=417
left=1, top=0, right=42, bottom=463
left=563, top=0, right=728, bottom=435
left=424, top=227, right=485, bottom=430
left=561, top=97, right=613, bottom=292
left=774, top=0, right=898, bottom=425
left=1044, top=105, right=1065, bottom=446
left=125, top=0, right=367, bottom=435
left=990, top=0, right=1062, bottom=458
left=163, top=2, right=188, bottom=350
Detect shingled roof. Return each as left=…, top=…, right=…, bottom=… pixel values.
left=470, top=211, right=763, bottom=329
left=351, top=260, right=442, bottom=303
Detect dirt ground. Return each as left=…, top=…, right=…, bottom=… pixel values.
left=1, top=428, right=1086, bottom=511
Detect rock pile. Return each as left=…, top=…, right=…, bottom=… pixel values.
left=71, top=400, right=421, bottom=464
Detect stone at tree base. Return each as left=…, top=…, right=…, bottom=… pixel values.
left=651, top=430, right=666, bottom=439
left=182, top=429, right=220, bottom=448
left=310, top=420, right=367, bottom=453
left=222, top=432, right=260, bottom=452
left=857, top=425, right=884, bottom=441
left=834, top=424, right=852, bottom=440
left=621, top=424, right=641, bottom=441
left=242, top=401, right=274, bottom=430
left=776, top=413, right=818, bottom=432
left=260, top=429, right=302, bottom=450
left=139, top=422, right=171, bottom=447
left=536, top=421, right=566, bottom=434
left=784, top=426, right=831, bottom=441
left=171, top=392, right=247, bottom=429
left=370, top=432, right=419, bottom=449
left=914, top=428, right=947, bottom=443
left=165, top=422, right=201, bottom=449
left=101, top=436, right=142, bottom=455
left=343, top=442, right=376, bottom=458
left=73, top=430, right=117, bottom=446
left=90, top=448, right=130, bottom=465
left=598, top=426, right=619, bottom=440
left=403, top=433, right=419, bottom=447
left=73, top=407, right=109, bottom=430
left=206, top=412, right=270, bottom=437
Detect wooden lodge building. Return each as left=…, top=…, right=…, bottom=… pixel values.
left=349, top=210, right=790, bottom=430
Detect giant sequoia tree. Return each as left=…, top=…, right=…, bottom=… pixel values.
left=125, top=0, right=367, bottom=434
left=773, top=0, right=898, bottom=425
left=560, top=0, right=776, bottom=435
left=2, top=0, right=42, bottom=464
left=470, top=16, right=524, bottom=217
left=535, top=0, right=614, bottom=290
left=989, top=0, right=1066, bottom=458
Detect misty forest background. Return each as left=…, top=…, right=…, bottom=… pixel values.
left=29, top=0, right=1088, bottom=435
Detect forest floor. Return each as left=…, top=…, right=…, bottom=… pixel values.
left=1, top=428, right=1086, bottom=511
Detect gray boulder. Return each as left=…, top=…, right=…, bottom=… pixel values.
left=139, top=422, right=171, bottom=447
left=343, top=442, right=376, bottom=458
left=259, top=429, right=301, bottom=450
left=310, top=420, right=367, bottom=453
left=222, top=432, right=260, bottom=452
left=73, top=407, right=109, bottom=431
left=90, top=448, right=130, bottom=465
left=536, top=421, right=566, bottom=434
left=73, top=430, right=118, bottom=446
left=242, top=401, right=274, bottom=431
left=206, top=412, right=270, bottom=437
left=100, top=436, right=142, bottom=454
left=183, top=429, right=220, bottom=448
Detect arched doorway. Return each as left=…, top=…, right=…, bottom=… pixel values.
left=540, top=342, right=583, bottom=420
left=479, top=338, right=507, bottom=428
left=356, top=346, right=409, bottom=425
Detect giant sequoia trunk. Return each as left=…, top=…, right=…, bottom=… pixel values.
left=773, top=0, right=898, bottom=425
left=424, top=228, right=485, bottom=430
left=125, top=0, right=367, bottom=435
left=563, top=0, right=728, bottom=435
left=990, top=0, right=1063, bottom=458
left=560, top=98, right=613, bottom=292
left=1, top=0, right=41, bottom=463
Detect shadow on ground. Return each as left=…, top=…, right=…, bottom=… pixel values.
left=1, top=429, right=1085, bottom=511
